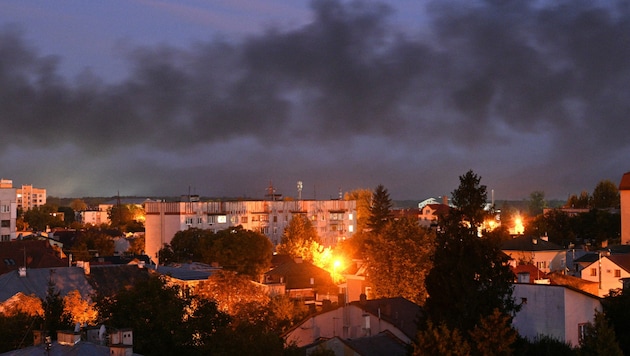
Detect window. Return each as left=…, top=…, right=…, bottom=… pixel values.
left=0, top=220, right=9, bottom=228
left=273, top=216, right=277, bottom=223
left=578, top=323, right=588, bottom=343
left=349, top=225, right=354, bottom=233
left=197, top=217, right=203, bottom=224
left=217, top=215, right=227, bottom=224
left=348, top=213, right=353, bottom=221
left=615, top=269, right=621, bottom=278
left=590, top=268, right=597, bottom=277
left=185, top=218, right=193, bottom=225
left=1, top=235, right=10, bottom=242
left=0, top=205, right=10, bottom=213
left=208, top=216, right=215, bottom=224
left=241, top=216, right=248, bottom=224
left=536, top=261, right=548, bottom=270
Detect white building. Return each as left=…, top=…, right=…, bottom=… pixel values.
left=0, top=179, right=17, bottom=242
left=144, top=199, right=357, bottom=263
left=512, top=283, right=601, bottom=347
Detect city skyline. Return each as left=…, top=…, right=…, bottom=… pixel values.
left=1, top=0, right=629, bottom=200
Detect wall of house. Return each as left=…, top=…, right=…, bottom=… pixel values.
left=512, top=284, right=601, bottom=347
left=580, top=257, right=630, bottom=297
left=505, top=250, right=566, bottom=273
left=621, top=178, right=630, bottom=245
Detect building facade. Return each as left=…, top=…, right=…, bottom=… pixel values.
left=16, top=184, right=47, bottom=211
left=144, top=199, right=357, bottom=263
left=0, top=179, right=17, bottom=242
left=620, top=171, right=630, bottom=245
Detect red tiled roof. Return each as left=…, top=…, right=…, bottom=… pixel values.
left=0, top=240, right=67, bottom=275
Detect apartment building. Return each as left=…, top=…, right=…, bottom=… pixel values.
left=144, top=199, right=357, bottom=263
left=0, top=179, right=17, bottom=241
left=16, top=184, right=47, bottom=211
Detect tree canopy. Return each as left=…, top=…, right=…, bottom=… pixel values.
left=367, top=184, right=393, bottom=234
left=425, top=170, right=518, bottom=334
left=276, top=214, right=320, bottom=262
left=365, top=217, right=435, bottom=305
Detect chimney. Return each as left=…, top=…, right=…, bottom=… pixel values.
left=109, top=328, right=134, bottom=356
left=442, top=196, right=448, bottom=205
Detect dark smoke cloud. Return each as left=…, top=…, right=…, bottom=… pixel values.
left=1, top=0, right=629, bottom=199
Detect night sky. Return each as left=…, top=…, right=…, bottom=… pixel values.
left=1, top=0, right=629, bottom=200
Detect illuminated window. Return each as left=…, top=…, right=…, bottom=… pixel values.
left=348, top=213, right=353, bottom=220
left=217, top=215, right=227, bottom=224
left=349, top=225, right=354, bottom=232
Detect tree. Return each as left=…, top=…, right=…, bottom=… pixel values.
left=451, top=170, right=489, bottom=227
left=365, top=217, right=435, bottom=305
left=425, top=170, right=518, bottom=334
left=602, top=293, right=630, bottom=355
left=196, top=270, right=270, bottom=316
left=70, top=227, right=115, bottom=260
left=528, top=191, right=547, bottom=216
left=566, top=191, right=591, bottom=209
left=276, top=215, right=320, bottom=262
left=70, top=199, right=88, bottom=212
left=23, top=204, right=64, bottom=231
left=591, top=180, right=620, bottom=209
left=468, top=309, right=517, bottom=356
left=367, top=184, right=393, bottom=234
left=208, top=226, right=273, bottom=278
left=414, top=320, right=471, bottom=356
left=579, top=310, right=623, bottom=356
left=108, top=204, right=145, bottom=232
left=62, top=290, right=98, bottom=326
left=41, top=275, right=72, bottom=339
left=97, top=275, right=197, bottom=355
left=344, top=188, right=372, bottom=233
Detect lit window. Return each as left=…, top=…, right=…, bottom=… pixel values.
left=217, top=215, right=227, bottom=224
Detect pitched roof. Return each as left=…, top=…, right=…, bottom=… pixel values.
left=350, top=297, right=423, bottom=340
left=0, top=240, right=68, bottom=275
left=343, top=331, right=410, bottom=356
left=501, top=235, right=564, bottom=251
left=607, top=255, right=630, bottom=273
left=0, top=267, right=94, bottom=303
left=265, top=259, right=334, bottom=290
left=619, top=171, right=630, bottom=190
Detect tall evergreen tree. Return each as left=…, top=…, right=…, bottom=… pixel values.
left=367, top=184, right=393, bottom=234
left=579, top=310, right=623, bottom=356
left=425, top=170, right=518, bottom=334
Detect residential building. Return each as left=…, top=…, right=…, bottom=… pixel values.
left=144, top=199, right=356, bottom=263
left=578, top=253, right=630, bottom=297
left=502, top=235, right=567, bottom=274
left=512, top=283, right=601, bottom=347
left=0, top=179, right=17, bottom=242
left=620, top=171, right=630, bottom=245
left=16, top=184, right=46, bottom=211
left=264, top=257, right=338, bottom=303
left=283, top=297, right=422, bottom=348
